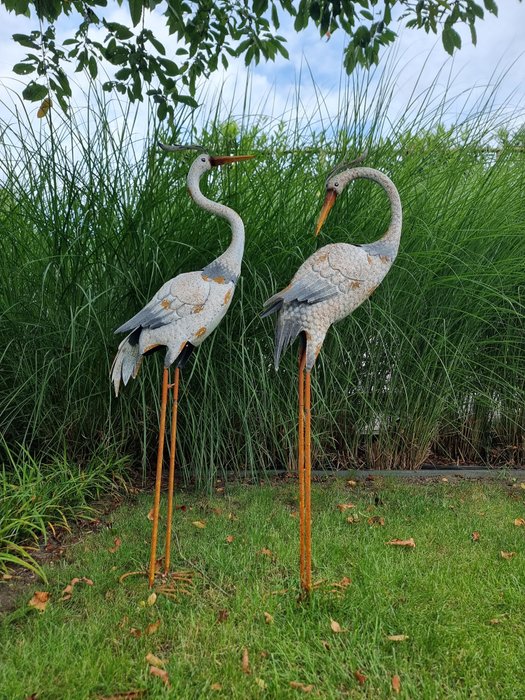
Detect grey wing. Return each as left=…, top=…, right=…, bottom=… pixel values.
left=115, top=272, right=210, bottom=334
left=261, top=270, right=339, bottom=318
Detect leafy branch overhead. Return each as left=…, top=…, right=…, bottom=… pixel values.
left=5, top=0, right=514, bottom=119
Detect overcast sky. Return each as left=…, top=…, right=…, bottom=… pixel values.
left=0, top=2, right=523, bottom=139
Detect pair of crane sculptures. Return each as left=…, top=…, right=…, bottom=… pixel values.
left=111, top=144, right=403, bottom=594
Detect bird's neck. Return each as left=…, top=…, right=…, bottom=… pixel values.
left=343, top=167, right=402, bottom=255
left=188, top=168, right=244, bottom=282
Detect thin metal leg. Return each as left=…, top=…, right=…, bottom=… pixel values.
left=164, top=366, right=180, bottom=574
left=148, top=367, right=169, bottom=588
left=304, top=370, right=312, bottom=594
left=298, top=348, right=306, bottom=591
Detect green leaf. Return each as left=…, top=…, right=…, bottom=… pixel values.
left=13, top=62, right=36, bottom=75
left=483, top=0, right=498, bottom=15
left=128, top=0, right=143, bottom=27
left=12, top=33, right=39, bottom=49
left=22, top=82, right=48, bottom=102
left=442, top=25, right=461, bottom=55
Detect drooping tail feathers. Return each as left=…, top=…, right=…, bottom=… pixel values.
left=110, top=328, right=143, bottom=397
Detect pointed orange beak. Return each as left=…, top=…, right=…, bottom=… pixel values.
left=315, top=189, right=337, bottom=235
left=209, top=155, right=255, bottom=167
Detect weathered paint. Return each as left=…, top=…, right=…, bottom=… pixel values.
left=195, top=326, right=207, bottom=338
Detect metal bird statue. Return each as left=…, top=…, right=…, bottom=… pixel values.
left=111, top=144, right=254, bottom=587
left=262, top=155, right=402, bottom=594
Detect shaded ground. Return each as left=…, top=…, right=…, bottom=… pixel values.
left=1, top=477, right=525, bottom=699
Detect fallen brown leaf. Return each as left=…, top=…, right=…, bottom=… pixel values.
left=225, top=535, right=234, bottom=543
left=346, top=514, right=359, bottom=524
left=347, top=479, right=357, bottom=487
left=368, top=516, right=385, bottom=526
left=255, top=678, right=267, bottom=690
left=471, top=531, right=480, bottom=542
left=259, top=547, right=273, bottom=557
left=145, top=653, right=166, bottom=667
left=337, top=503, right=355, bottom=512
left=386, top=538, right=416, bottom=548
left=513, top=517, right=525, bottom=527
left=192, top=520, right=206, bottom=529
left=61, top=577, right=94, bottom=601
left=175, top=504, right=187, bottom=511
left=387, top=634, right=409, bottom=642
left=353, top=670, right=367, bottom=686
left=330, top=619, right=343, bottom=633
left=210, top=683, right=222, bottom=691
left=149, top=665, right=169, bottom=686
left=242, top=647, right=251, bottom=674
left=228, top=512, right=238, bottom=521
left=145, top=619, right=161, bottom=635
left=2, top=573, right=13, bottom=580
left=147, top=508, right=154, bottom=521
left=500, top=551, right=517, bottom=560
left=321, top=640, right=330, bottom=650
left=129, top=627, right=142, bottom=638
left=108, top=537, right=122, bottom=553
left=263, top=611, right=274, bottom=624
left=489, top=618, right=503, bottom=625
left=216, top=609, right=229, bottom=623
left=28, top=591, right=50, bottom=612
left=289, top=681, right=314, bottom=692
left=392, top=675, right=401, bottom=694
left=147, top=592, right=157, bottom=607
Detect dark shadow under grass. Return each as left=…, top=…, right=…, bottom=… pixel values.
left=1, top=479, right=525, bottom=699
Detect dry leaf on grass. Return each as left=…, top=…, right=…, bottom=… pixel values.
left=387, top=634, right=409, bottom=642
left=149, top=665, right=169, bottom=686
left=216, top=609, right=229, bottom=623
left=145, top=619, right=161, bottom=635
left=192, top=520, right=206, bottom=529
left=210, top=683, right=222, bottom=691
left=2, top=573, right=13, bottom=580
left=347, top=480, right=357, bottom=487
left=255, top=678, right=267, bottom=689
left=145, top=653, right=166, bottom=667
left=289, top=681, right=314, bottom=692
left=500, top=551, right=517, bottom=560
left=228, top=512, right=238, bottom=521
left=513, top=517, right=525, bottom=527
left=147, top=509, right=154, bottom=521
left=489, top=618, right=503, bottom=625
left=129, top=627, right=142, bottom=638
left=346, top=515, right=359, bottom=524
left=61, top=577, right=94, bottom=601
left=392, top=675, right=401, bottom=694
left=337, top=503, right=355, bottom=512
left=108, top=537, right=122, bottom=553
left=147, top=593, right=157, bottom=607
left=263, top=611, right=274, bottom=624
left=241, top=647, right=251, bottom=674
left=321, top=639, right=330, bottom=650
left=353, top=670, right=367, bottom=685
left=28, top=591, right=50, bottom=612
left=386, top=538, right=416, bottom=548
left=368, top=516, right=385, bottom=526
left=471, top=531, right=480, bottom=542
left=225, top=535, right=234, bottom=543
left=259, top=547, right=273, bottom=557
left=330, top=619, right=343, bottom=633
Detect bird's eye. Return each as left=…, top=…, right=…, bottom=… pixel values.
left=334, top=181, right=339, bottom=187
left=201, top=157, right=206, bottom=162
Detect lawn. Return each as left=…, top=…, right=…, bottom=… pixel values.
left=1, top=477, right=525, bottom=699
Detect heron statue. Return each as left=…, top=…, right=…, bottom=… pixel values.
left=262, top=155, right=402, bottom=594
left=111, top=144, right=253, bottom=587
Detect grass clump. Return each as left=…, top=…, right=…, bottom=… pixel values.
left=1, top=478, right=524, bottom=698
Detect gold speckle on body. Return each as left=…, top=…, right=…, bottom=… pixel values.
left=144, top=343, right=161, bottom=353
left=193, top=304, right=204, bottom=314
left=380, top=255, right=390, bottom=264
left=367, top=255, right=373, bottom=265
left=195, top=326, right=207, bottom=338
left=213, top=276, right=226, bottom=284
left=160, top=299, right=171, bottom=310
left=350, top=280, right=361, bottom=289
left=201, top=274, right=209, bottom=281
left=317, top=253, right=328, bottom=262
left=223, top=289, right=232, bottom=305
left=179, top=341, right=187, bottom=353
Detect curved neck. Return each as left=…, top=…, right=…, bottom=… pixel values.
left=187, top=162, right=245, bottom=280
left=341, top=167, right=402, bottom=254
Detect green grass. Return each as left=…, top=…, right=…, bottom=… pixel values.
left=1, top=479, right=525, bottom=699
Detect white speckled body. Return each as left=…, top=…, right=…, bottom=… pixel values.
left=263, top=166, right=402, bottom=370
left=111, top=153, right=244, bottom=396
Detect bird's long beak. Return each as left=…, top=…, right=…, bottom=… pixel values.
left=210, top=155, right=255, bottom=167
left=315, top=189, right=337, bottom=235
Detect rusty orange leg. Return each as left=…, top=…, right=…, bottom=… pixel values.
left=304, top=370, right=312, bottom=594
left=164, top=367, right=180, bottom=574
left=148, top=367, right=169, bottom=588
left=298, top=348, right=306, bottom=591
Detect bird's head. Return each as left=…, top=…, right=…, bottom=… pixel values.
left=315, top=150, right=368, bottom=235
left=158, top=142, right=254, bottom=173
